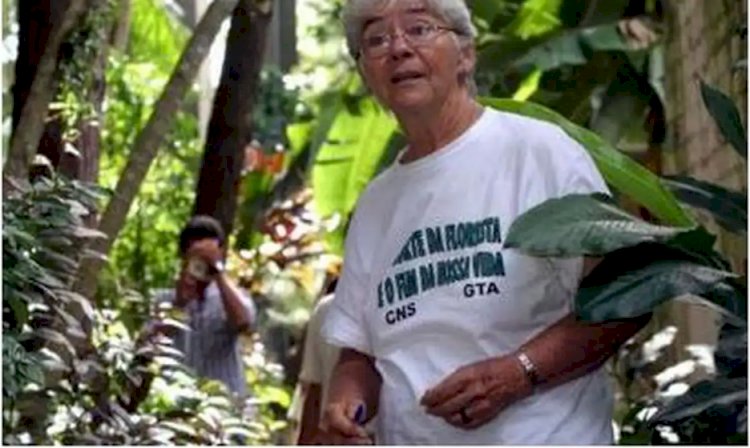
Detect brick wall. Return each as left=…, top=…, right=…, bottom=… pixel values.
left=660, top=0, right=747, bottom=375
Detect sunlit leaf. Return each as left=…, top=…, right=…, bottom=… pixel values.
left=507, top=0, right=563, bottom=39
left=311, top=93, right=398, bottom=252
left=512, top=68, right=543, bottom=100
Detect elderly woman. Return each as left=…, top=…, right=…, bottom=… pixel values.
left=318, top=0, right=648, bottom=444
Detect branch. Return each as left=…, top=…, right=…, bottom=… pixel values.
left=73, top=0, right=240, bottom=299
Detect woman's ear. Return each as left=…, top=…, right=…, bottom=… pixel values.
left=458, top=41, right=476, bottom=78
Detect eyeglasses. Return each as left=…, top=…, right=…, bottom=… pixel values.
left=359, top=21, right=457, bottom=59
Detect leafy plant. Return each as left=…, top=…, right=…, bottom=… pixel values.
left=505, top=193, right=747, bottom=444
left=2, top=176, right=288, bottom=445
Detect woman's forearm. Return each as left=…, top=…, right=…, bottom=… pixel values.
left=519, top=313, right=649, bottom=390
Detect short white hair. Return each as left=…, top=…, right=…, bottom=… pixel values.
left=342, top=0, right=477, bottom=94
left=343, top=0, right=476, bottom=59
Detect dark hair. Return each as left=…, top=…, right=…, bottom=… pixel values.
left=178, top=215, right=225, bottom=255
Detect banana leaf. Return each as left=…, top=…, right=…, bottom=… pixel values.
left=311, top=95, right=398, bottom=252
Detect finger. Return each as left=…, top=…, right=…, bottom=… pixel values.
left=463, top=399, right=500, bottom=429
left=445, top=412, right=469, bottom=429
left=324, top=405, right=368, bottom=439
left=421, top=372, right=470, bottom=407
left=425, top=383, right=480, bottom=417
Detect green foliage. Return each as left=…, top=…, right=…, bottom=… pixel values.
left=2, top=336, right=44, bottom=404
left=99, top=55, right=200, bottom=297
left=2, top=177, right=288, bottom=445
left=128, top=0, right=189, bottom=72
left=310, top=82, right=399, bottom=252
left=52, top=0, right=118, bottom=142
left=504, top=193, right=747, bottom=444
left=234, top=69, right=309, bottom=250
left=2, top=176, right=103, bottom=439
left=506, top=0, right=563, bottom=39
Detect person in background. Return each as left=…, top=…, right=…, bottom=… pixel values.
left=295, top=278, right=342, bottom=445
left=318, top=0, right=650, bottom=445
left=155, top=215, right=256, bottom=397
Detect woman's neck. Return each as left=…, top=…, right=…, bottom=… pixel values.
left=397, top=93, right=482, bottom=163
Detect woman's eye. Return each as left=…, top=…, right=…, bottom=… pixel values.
left=406, top=24, right=431, bottom=37
left=365, top=34, right=387, bottom=47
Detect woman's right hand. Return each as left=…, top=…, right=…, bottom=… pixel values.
left=318, top=400, right=373, bottom=445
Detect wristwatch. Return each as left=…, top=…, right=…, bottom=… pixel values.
left=212, top=260, right=226, bottom=274
left=516, top=351, right=541, bottom=391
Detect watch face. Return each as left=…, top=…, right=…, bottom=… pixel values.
left=187, top=257, right=211, bottom=281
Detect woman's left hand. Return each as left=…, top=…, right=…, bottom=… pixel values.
left=419, top=355, right=532, bottom=430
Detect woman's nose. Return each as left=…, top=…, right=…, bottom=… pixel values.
left=388, top=31, right=414, bottom=58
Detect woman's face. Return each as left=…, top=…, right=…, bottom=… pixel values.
left=356, top=0, right=475, bottom=115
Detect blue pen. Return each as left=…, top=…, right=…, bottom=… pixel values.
left=353, top=403, right=367, bottom=425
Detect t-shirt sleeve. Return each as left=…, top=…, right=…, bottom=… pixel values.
left=558, top=139, right=610, bottom=198
left=320, top=210, right=372, bottom=355
left=549, top=128, right=611, bottom=294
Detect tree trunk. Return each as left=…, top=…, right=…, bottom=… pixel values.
left=3, top=0, right=86, bottom=187
left=18, top=0, right=64, bottom=181
left=193, top=0, right=272, bottom=239
left=11, top=0, right=110, bottom=187
left=65, top=0, right=114, bottom=187
left=110, top=0, right=131, bottom=52
left=73, top=0, right=240, bottom=300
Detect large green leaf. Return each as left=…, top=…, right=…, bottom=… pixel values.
left=513, top=24, right=629, bottom=71
left=311, top=96, right=398, bottom=252
left=481, top=98, right=694, bottom=226
left=700, top=81, right=747, bottom=159
left=663, top=175, right=747, bottom=235
left=576, top=245, right=745, bottom=324
left=504, top=193, right=701, bottom=257
left=129, top=0, right=188, bottom=72
left=479, top=23, right=630, bottom=76
left=651, top=378, right=747, bottom=424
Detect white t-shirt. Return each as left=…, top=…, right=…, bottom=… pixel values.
left=321, top=108, right=615, bottom=445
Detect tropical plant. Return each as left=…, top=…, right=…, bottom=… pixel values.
left=497, top=50, right=748, bottom=446
left=73, top=0, right=239, bottom=300
left=504, top=192, right=746, bottom=444
left=2, top=175, right=288, bottom=445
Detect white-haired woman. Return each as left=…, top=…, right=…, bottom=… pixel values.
left=318, top=0, right=649, bottom=444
